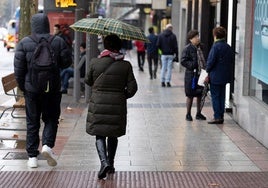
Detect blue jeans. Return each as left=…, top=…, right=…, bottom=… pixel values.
left=60, top=67, right=74, bottom=90
left=210, top=84, right=226, bottom=119
left=160, top=55, right=174, bottom=83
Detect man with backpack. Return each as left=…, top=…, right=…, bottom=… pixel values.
left=14, top=13, right=72, bottom=168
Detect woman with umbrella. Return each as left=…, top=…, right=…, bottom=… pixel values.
left=85, top=34, right=138, bottom=179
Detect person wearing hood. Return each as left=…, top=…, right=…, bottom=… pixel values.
left=157, top=24, right=178, bottom=87
left=14, top=13, right=72, bottom=168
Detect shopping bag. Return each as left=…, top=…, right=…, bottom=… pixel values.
left=198, top=69, right=208, bottom=87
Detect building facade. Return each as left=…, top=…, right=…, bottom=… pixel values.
left=233, top=0, right=268, bottom=148
left=174, top=0, right=268, bottom=148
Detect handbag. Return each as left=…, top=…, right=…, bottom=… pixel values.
left=198, top=69, right=208, bottom=87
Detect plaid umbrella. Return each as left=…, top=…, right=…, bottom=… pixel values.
left=70, top=18, right=149, bottom=42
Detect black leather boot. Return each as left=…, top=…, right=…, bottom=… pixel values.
left=96, top=137, right=110, bottom=179
left=107, top=137, right=118, bottom=174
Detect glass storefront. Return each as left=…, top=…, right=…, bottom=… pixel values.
left=251, top=0, right=268, bottom=105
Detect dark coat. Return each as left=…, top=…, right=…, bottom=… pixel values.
left=206, top=40, right=234, bottom=85
left=85, top=56, right=138, bottom=137
left=156, top=29, right=178, bottom=57
left=145, top=33, right=158, bottom=55
left=14, top=13, right=72, bottom=93
left=181, top=43, right=203, bottom=97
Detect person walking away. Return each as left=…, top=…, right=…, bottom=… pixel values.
left=181, top=30, right=207, bottom=121
left=134, top=40, right=145, bottom=71
left=157, top=24, right=178, bottom=87
left=121, top=39, right=133, bottom=57
left=60, top=42, right=86, bottom=94
left=206, top=26, right=234, bottom=124
left=85, top=34, right=138, bottom=179
left=145, top=27, right=158, bottom=79
left=14, top=13, right=72, bottom=168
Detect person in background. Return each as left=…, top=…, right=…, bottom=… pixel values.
left=145, top=27, right=159, bottom=79
left=206, top=26, right=234, bottom=124
left=181, top=30, right=207, bottom=121
left=134, top=40, right=146, bottom=71
left=60, top=42, right=86, bottom=94
left=14, top=13, right=72, bottom=168
left=53, top=24, right=62, bottom=36
left=85, top=34, right=137, bottom=180
left=121, top=39, right=133, bottom=56
left=157, top=24, right=178, bottom=87
left=53, top=24, right=72, bottom=49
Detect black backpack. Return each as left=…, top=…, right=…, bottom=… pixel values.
left=29, top=34, right=58, bottom=93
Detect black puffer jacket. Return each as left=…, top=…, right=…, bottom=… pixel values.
left=14, top=13, right=72, bottom=93
left=85, top=56, right=138, bottom=137
left=157, top=29, right=178, bottom=56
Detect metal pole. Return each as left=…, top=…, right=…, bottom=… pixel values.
left=73, top=8, right=85, bottom=102
left=85, top=3, right=99, bottom=103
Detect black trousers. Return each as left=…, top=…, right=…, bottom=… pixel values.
left=147, top=53, right=158, bottom=78
left=137, top=51, right=145, bottom=69
left=24, top=91, right=61, bottom=157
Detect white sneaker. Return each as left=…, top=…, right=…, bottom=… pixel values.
left=41, top=145, right=57, bottom=167
left=28, top=157, right=38, bottom=168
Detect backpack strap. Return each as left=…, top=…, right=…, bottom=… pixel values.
left=29, top=34, right=55, bottom=44
left=47, top=35, right=55, bottom=44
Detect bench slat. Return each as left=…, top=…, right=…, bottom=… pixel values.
left=2, top=73, right=17, bottom=93
left=13, top=98, right=25, bottom=108
left=1, top=73, right=26, bottom=119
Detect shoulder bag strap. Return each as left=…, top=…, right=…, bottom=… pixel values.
left=93, top=59, right=115, bottom=88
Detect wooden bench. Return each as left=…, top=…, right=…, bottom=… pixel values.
left=0, top=73, right=25, bottom=119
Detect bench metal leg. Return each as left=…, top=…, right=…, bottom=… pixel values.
left=0, top=107, right=26, bottom=119
left=10, top=108, right=26, bottom=118
left=0, top=107, right=14, bottom=119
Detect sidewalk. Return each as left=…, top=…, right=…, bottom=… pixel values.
left=0, top=50, right=268, bottom=187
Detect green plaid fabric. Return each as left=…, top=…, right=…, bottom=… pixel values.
left=70, top=18, right=149, bottom=42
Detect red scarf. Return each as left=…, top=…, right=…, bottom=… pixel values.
left=99, top=49, right=124, bottom=60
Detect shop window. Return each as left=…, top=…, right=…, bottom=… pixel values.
left=251, top=0, right=268, bottom=105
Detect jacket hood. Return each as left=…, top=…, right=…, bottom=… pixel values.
left=163, top=29, right=173, bottom=36
left=31, top=13, right=50, bottom=34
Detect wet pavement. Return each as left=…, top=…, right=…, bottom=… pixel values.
left=0, top=50, right=268, bottom=187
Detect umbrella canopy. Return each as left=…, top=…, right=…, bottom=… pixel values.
left=70, top=18, right=149, bottom=43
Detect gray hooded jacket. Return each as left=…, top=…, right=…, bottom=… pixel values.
left=14, top=13, right=72, bottom=92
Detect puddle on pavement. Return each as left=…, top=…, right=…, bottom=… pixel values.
left=0, top=140, right=26, bottom=149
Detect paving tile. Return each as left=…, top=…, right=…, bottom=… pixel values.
left=253, top=160, right=268, bottom=171
left=0, top=51, right=268, bottom=175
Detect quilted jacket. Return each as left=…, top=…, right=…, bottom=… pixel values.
left=85, top=56, right=137, bottom=137
left=14, top=13, right=72, bottom=93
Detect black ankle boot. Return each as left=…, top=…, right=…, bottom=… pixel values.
left=98, top=160, right=110, bottom=179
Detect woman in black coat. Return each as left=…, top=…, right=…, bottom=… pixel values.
left=181, top=30, right=206, bottom=121
left=85, top=35, right=138, bottom=179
